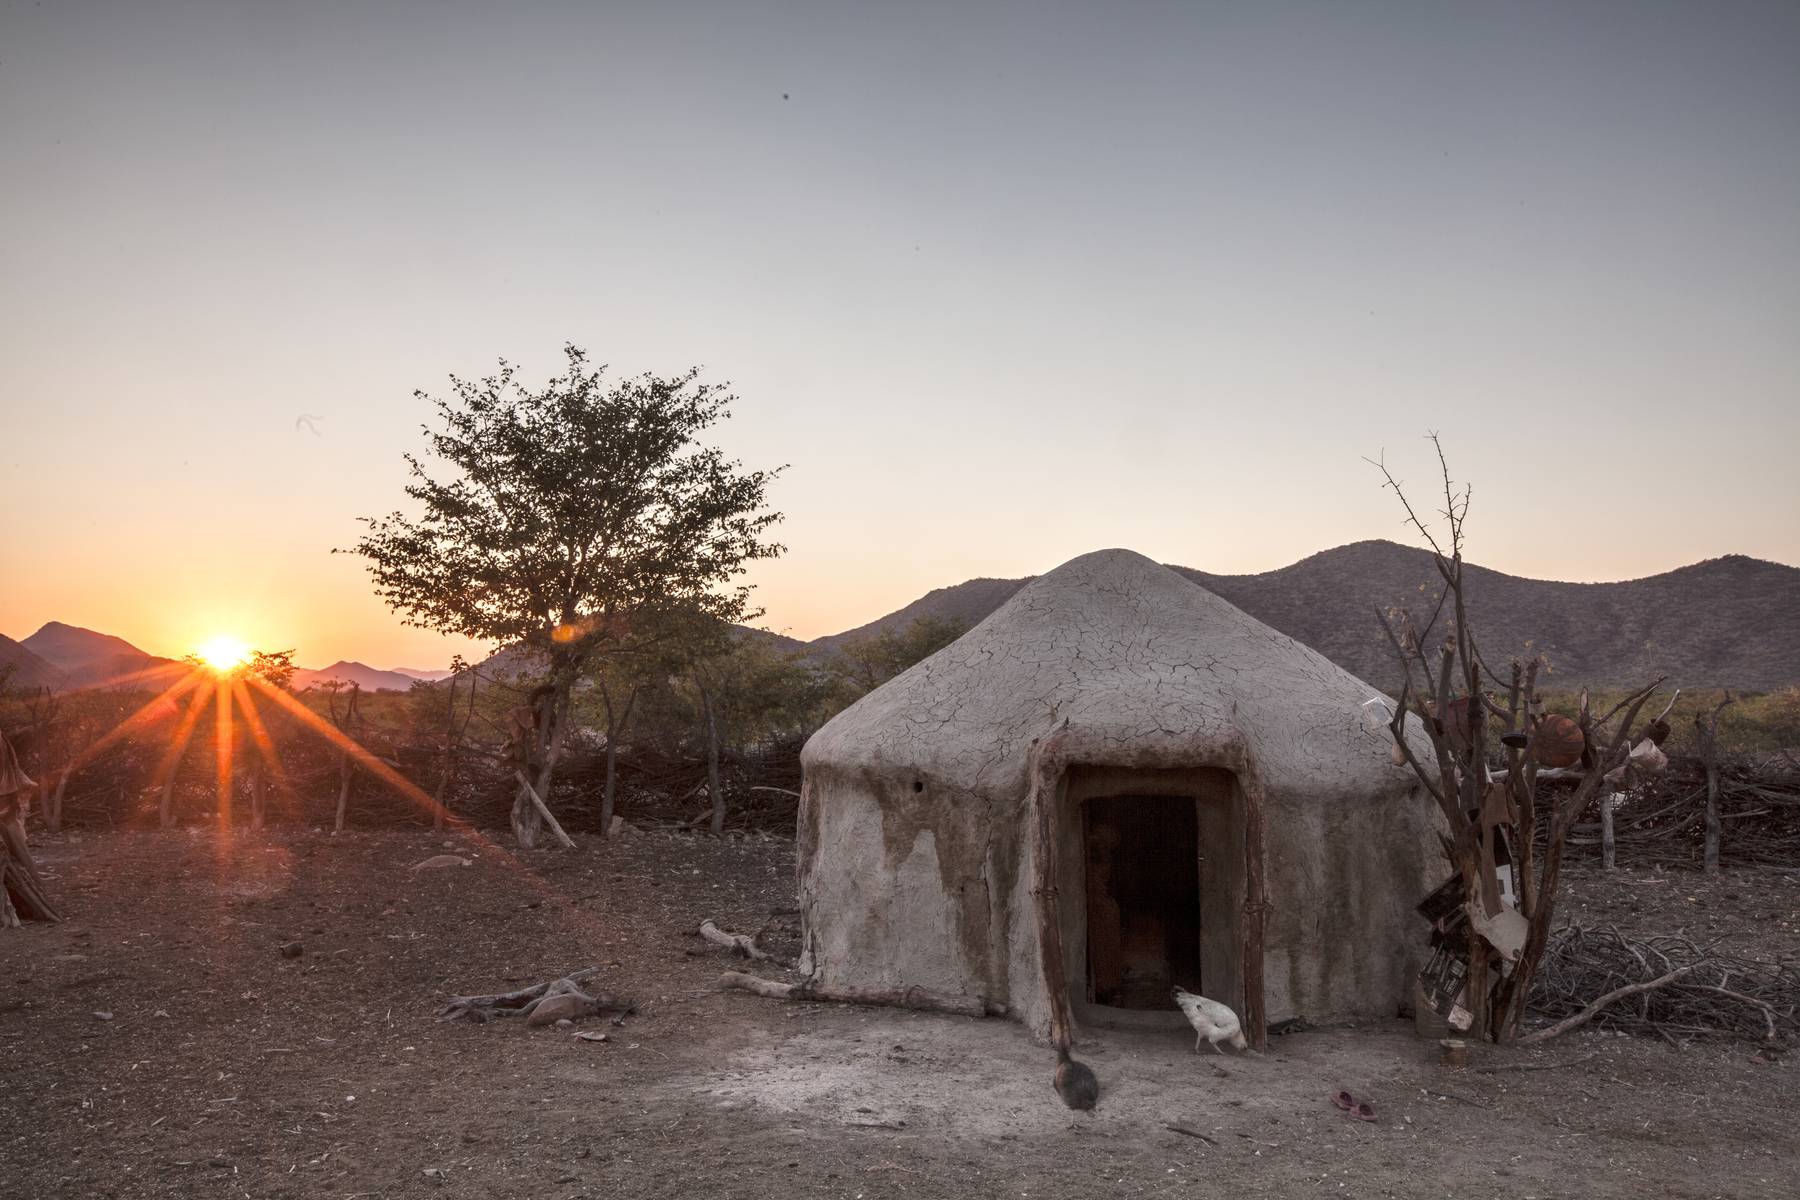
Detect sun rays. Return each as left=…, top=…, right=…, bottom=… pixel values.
left=196, top=635, right=251, bottom=673
left=43, top=657, right=437, bottom=832
left=33, top=651, right=614, bottom=941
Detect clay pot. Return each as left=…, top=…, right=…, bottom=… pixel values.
left=1534, top=714, right=1585, bottom=768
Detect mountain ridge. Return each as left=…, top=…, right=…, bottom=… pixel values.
left=6, top=542, right=1796, bottom=694
left=805, top=541, right=1800, bottom=690
left=289, top=661, right=422, bottom=693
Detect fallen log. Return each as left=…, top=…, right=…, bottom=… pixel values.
left=699, top=919, right=788, bottom=964
left=1519, top=963, right=1698, bottom=1045
left=440, top=967, right=633, bottom=1024
left=717, top=970, right=1004, bottom=1018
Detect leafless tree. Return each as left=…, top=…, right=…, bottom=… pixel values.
left=1370, top=437, right=1674, bottom=1042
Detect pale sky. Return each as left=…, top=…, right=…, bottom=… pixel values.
left=3, top=1, right=1797, bottom=669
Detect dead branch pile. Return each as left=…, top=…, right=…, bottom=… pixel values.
left=1528, top=925, right=1797, bottom=1044
left=1550, top=754, right=1800, bottom=868
left=439, top=967, right=634, bottom=1025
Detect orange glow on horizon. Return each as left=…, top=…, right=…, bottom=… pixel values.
left=195, top=635, right=251, bottom=673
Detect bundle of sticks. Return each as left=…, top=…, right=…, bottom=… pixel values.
left=1528, top=924, right=1797, bottom=1044
left=1555, top=754, right=1800, bottom=868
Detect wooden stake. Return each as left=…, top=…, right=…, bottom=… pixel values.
left=513, top=772, right=576, bottom=849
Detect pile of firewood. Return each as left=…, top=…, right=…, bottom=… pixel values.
left=1549, top=753, right=1800, bottom=868
left=1528, top=924, right=1797, bottom=1044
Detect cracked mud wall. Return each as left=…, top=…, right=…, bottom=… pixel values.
left=799, top=548, right=1444, bottom=1037
left=799, top=762, right=1018, bottom=1007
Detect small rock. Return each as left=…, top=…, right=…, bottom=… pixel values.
left=528, top=992, right=589, bottom=1026
left=555, top=1018, right=573, bottom=1028
left=153, top=1010, right=170, bottom=1019
left=92, top=1011, right=113, bottom=1021
left=423, top=1167, right=445, bottom=1178
left=573, top=1031, right=609, bottom=1043
left=411, top=854, right=471, bottom=871
left=279, top=941, right=304, bottom=959
left=209, top=1156, right=229, bottom=1169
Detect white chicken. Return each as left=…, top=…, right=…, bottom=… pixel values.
left=1173, top=987, right=1250, bottom=1054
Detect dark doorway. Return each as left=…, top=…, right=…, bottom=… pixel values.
left=1083, top=794, right=1201, bottom=1009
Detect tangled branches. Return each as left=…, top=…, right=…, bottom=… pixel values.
left=1528, top=925, right=1797, bottom=1045
left=1560, top=754, right=1800, bottom=869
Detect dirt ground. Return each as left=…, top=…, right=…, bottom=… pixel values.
left=3, top=826, right=1796, bottom=1199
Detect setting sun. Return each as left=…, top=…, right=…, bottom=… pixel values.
left=195, top=634, right=250, bottom=673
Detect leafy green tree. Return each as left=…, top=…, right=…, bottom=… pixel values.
left=668, top=624, right=833, bottom=833
left=573, top=612, right=701, bottom=837
left=351, top=346, right=784, bottom=846
left=822, top=616, right=966, bottom=709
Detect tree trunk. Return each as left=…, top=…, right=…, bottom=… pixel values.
left=700, top=682, right=724, bottom=836
left=1697, top=694, right=1733, bottom=875
left=433, top=671, right=461, bottom=832
left=1703, top=758, right=1722, bottom=875
left=1600, top=788, right=1616, bottom=871
left=510, top=785, right=538, bottom=847
left=0, top=808, right=61, bottom=926
left=597, top=682, right=636, bottom=839
left=36, top=770, right=67, bottom=834
left=432, top=759, right=451, bottom=831
left=600, top=738, right=619, bottom=836
left=334, top=753, right=351, bottom=834
left=514, top=772, right=576, bottom=849
left=515, top=678, right=572, bottom=850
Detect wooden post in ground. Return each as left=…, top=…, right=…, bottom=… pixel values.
left=1697, top=693, right=1734, bottom=875
left=1600, top=788, right=1616, bottom=871
left=329, top=682, right=363, bottom=835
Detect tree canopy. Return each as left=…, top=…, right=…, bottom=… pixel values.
left=353, top=345, right=784, bottom=663
left=350, top=345, right=784, bottom=845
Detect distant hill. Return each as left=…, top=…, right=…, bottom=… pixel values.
left=811, top=542, right=1800, bottom=691
left=19, top=622, right=177, bottom=690
left=389, top=666, right=455, bottom=683
left=0, top=634, right=64, bottom=690
left=291, top=661, right=422, bottom=693
left=806, top=577, right=1036, bottom=656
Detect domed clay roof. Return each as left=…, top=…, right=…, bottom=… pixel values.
left=802, top=548, right=1415, bottom=799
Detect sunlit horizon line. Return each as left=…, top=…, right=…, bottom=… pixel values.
left=11, top=534, right=1800, bottom=672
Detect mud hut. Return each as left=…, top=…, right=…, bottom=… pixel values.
left=798, top=549, right=1439, bottom=1047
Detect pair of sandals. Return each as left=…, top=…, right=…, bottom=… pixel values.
left=1331, top=1090, right=1377, bottom=1122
